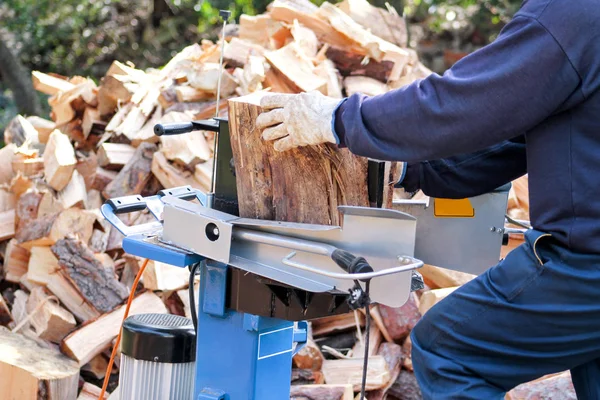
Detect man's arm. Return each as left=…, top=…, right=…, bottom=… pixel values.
left=334, top=15, right=580, bottom=162
left=398, top=135, right=526, bottom=199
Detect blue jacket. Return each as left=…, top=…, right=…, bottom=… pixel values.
left=334, top=0, right=600, bottom=254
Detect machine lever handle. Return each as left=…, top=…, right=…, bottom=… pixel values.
left=154, top=122, right=194, bottom=136
left=331, top=249, right=373, bottom=281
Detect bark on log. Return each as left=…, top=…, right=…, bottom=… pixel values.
left=326, top=47, right=394, bottom=82
left=51, top=238, right=129, bottom=314
left=290, top=384, right=353, bottom=400
left=102, top=143, right=156, bottom=199
left=228, top=92, right=388, bottom=226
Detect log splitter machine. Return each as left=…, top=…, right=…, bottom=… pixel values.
left=100, top=10, right=514, bottom=400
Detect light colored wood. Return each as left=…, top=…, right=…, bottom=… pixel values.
left=187, top=63, right=237, bottom=97
left=82, top=107, right=106, bottom=139
left=160, top=130, right=211, bottom=169
left=43, top=130, right=76, bottom=191
left=0, top=326, right=79, bottom=399
left=12, top=154, right=44, bottom=177
left=11, top=290, right=30, bottom=331
left=151, top=151, right=208, bottom=192
left=58, top=170, right=87, bottom=209
left=4, top=115, right=40, bottom=146
left=32, top=71, right=76, bottom=95
left=290, top=384, right=354, bottom=400
left=365, top=305, right=394, bottom=343
left=0, top=143, right=16, bottom=185
left=3, top=239, right=30, bottom=283
left=110, top=105, right=150, bottom=142
left=26, top=116, right=56, bottom=144
left=238, top=14, right=283, bottom=48
left=0, top=209, right=15, bottom=241
left=38, top=191, right=64, bottom=217
left=321, top=355, right=390, bottom=391
left=315, top=59, right=343, bottom=98
left=351, top=322, right=382, bottom=358
left=102, top=143, right=156, bottom=199
left=0, top=189, right=16, bottom=212
left=343, top=76, right=389, bottom=96
left=233, top=55, right=266, bottom=96
left=142, top=260, right=190, bottom=291
left=175, top=86, right=212, bottom=102
left=97, top=74, right=137, bottom=116
left=9, top=172, right=33, bottom=199
left=97, top=143, right=136, bottom=170
left=82, top=354, right=109, bottom=380
left=264, top=43, right=328, bottom=93
left=27, top=246, right=60, bottom=286
left=131, top=104, right=163, bottom=146
left=312, top=312, right=365, bottom=337
left=223, top=37, right=266, bottom=67
left=91, top=167, right=117, bottom=192
left=419, top=264, right=476, bottom=289
left=337, top=0, right=407, bottom=47
left=61, top=291, right=168, bottom=366
left=364, top=343, right=404, bottom=399
left=419, top=287, right=459, bottom=315
left=47, top=272, right=100, bottom=323
left=78, top=382, right=108, bottom=400
left=27, top=287, right=76, bottom=343
left=290, top=19, right=319, bottom=58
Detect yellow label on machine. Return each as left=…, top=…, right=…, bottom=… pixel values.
left=433, top=198, right=475, bottom=218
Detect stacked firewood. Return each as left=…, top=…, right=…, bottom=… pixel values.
left=0, top=0, right=573, bottom=397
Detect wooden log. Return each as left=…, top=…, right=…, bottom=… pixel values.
left=326, top=47, right=394, bottom=83
left=337, top=0, right=408, bottom=47
left=12, top=154, right=44, bottom=177
left=314, top=59, right=343, bottom=99
left=229, top=92, right=378, bottom=225
left=27, top=246, right=59, bottom=286
left=102, top=143, right=156, bottom=199
left=343, top=76, right=389, bottom=96
left=51, top=238, right=129, bottom=314
left=58, top=170, right=87, bottom=209
left=141, top=260, right=190, bottom=291
left=43, top=130, right=76, bottom=191
left=419, top=264, right=476, bottom=289
left=97, top=143, right=136, bottom=171
left=175, top=86, right=212, bottom=102
left=290, top=384, right=353, bottom=400
left=17, top=208, right=95, bottom=250
left=0, top=144, right=16, bottom=184
left=46, top=272, right=100, bottom=322
left=351, top=322, right=382, bottom=358
left=10, top=289, right=30, bottom=331
left=97, top=74, right=137, bottom=116
left=224, top=37, right=266, bottom=68
left=3, top=239, right=30, bottom=283
left=78, top=382, right=108, bottom=400
left=0, top=326, right=79, bottom=399
left=27, top=287, right=76, bottom=343
left=82, top=107, right=106, bottom=139
left=27, top=116, right=56, bottom=144
left=312, top=312, right=365, bottom=337
left=377, top=293, right=421, bottom=342
left=32, top=70, right=76, bottom=95
left=4, top=115, right=40, bottom=147
left=9, top=172, right=33, bottom=199
left=38, top=191, right=64, bottom=218
left=131, top=105, right=163, bottom=147
left=160, top=130, right=211, bottom=169
left=238, top=14, right=283, bottom=48
left=291, top=369, right=325, bottom=385
left=506, top=371, right=575, bottom=400
left=366, top=343, right=404, bottom=399
left=293, top=339, right=325, bottom=371
left=0, top=209, right=16, bottom=241
left=321, top=354, right=391, bottom=391
left=151, top=151, right=207, bottom=192
left=264, top=44, right=328, bottom=94
left=61, top=291, right=167, bottom=366
left=419, top=287, right=459, bottom=315
left=82, top=354, right=109, bottom=380
left=402, top=335, right=413, bottom=371
left=91, top=167, right=118, bottom=192
left=0, top=294, right=13, bottom=327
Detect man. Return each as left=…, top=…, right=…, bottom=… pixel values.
left=255, top=0, right=600, bottom=398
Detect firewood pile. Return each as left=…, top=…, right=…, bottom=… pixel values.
left=0, top=0, right=572, bottom=397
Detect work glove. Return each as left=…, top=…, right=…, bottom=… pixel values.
left=256, top=91, right=343, bottom=152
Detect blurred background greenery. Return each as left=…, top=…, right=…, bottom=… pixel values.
left=0, top=0, right=521, bottom=135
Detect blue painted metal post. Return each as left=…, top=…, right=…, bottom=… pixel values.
left=194, top=261, right=307, bottom=400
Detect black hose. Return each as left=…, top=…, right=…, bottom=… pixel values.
left=189, top=262, right=201, bottom=332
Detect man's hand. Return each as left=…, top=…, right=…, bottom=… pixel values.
left=255, top=91, right=343, bottom=152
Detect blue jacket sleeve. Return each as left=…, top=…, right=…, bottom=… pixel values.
left=398, top=135, right=526, bottom=199
left=333, top=15, right=580, bottom=162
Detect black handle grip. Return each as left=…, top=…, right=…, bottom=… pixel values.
left=154, top=122, right=195, bottom=136
left=331, top=249, right=373, bottom=281
left=106, top=194, right=147, bottom=214
left=159, top=186, right=197, bottom=201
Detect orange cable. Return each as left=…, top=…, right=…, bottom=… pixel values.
left=98, top=258, right=150, bottom=400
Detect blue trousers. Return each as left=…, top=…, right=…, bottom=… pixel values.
left=411, top=229, right=600, bottom=399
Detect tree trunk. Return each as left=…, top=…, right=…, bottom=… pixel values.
left=0, top=31, right=42, bottom=117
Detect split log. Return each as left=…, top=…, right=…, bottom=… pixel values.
left=229, top=92, right=385, bottom=225
left=51, top=238, right=129, bottom=315
left=224, top=37, right=266, bottom=68
left=314, top=59, right=343, bottom=98
left=131, top=105, right=163, bottom=146
left=402, top=335, right=413, bottom=371
left=78, top=382, right=108, bottom=400
left=0, top=144, right=16, bottom=184
left=0, top=189, right=16, bottom=213
left=0, top=209, right=16, bottom=241
left=264, top=44, right=328, bottom=93
left=58, top=170, right=87, bottom=209
left=27, top=116, right=56, bottom=144
left=12, top=154, right=44, bottom=177
left=387, top=371, right=423, bottom=400
left=61, top=291, right=168, bottom=366
left=0, top=326, right=79, bottom=399
left=3, top=239, right=30, bottom=282
left=160, top=129, right=211, bottom=169
left=91, top=167, right=118, bottom=192
left=16, top=208, right=95, bottom=250
left=97, top=74, right=137, bottom=116
left=82, top=354, right=109, bottom=380
left=326, top=47, right=394, bottom=82
left=343, top=76, right=389, bottom=96
left=44, top=130, right=76, bottom=191
left=418, top=287, right=459, bottom=315
left=264, top=67, right=298, bottom=93
left=4, top=115, right=40, bottom=147
left=27, top=287, right=76, bottom=343
left=9, top=172, right=33, bottom=199
left=151, top=151, right=207, bottom=192
left=141, top=260, right=190, bottom=291
left=419, top=264, right=476, bottom=289
left=175, top=85, right=212, bottom=102
left=293, top=339, right=325, bottom=371
left=238, top=14, right=283, bottom=48
left=290, top=384, right=353, bottom=400
left=321, top=354, right=392, bottom=391
left=38, top=191, right=64, bottom=217
left=0, top=295, right=13, bottom=326
left=364, top=305, right=394, bottom=343
left=102, top=143, right=156, bottom=199
left=377, top=293, right=421, bottom=341
left=312, top=312, right=364, bottom=337
left=506, top=371, right=576, bottom=400
left=187, top=63, right=237, bottom=97
left=10, top=289, right=30, bottom=331
left=97, top=143, right=136, bottom=171
left=32, top=70, right=76, bottom=95
left=291, top=369, right=325, bottom=385
left=46, top=272, right=100, bottom=323
left=351, top=322, right=382, bottom=358
left=27, top=246, right=59, bottom=286
left=366, top=343, right=404, bottom=399
left=82, top=107, right=106, bottom=139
